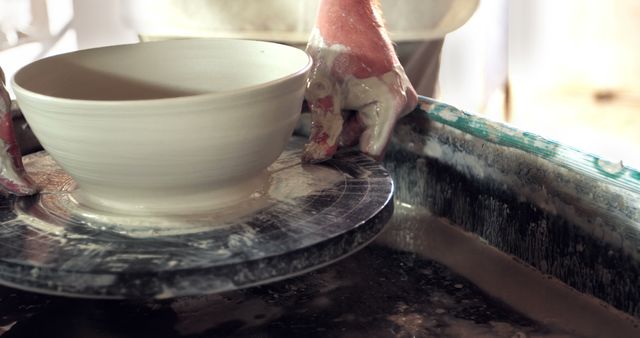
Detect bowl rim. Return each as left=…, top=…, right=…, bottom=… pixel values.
left=11, top=38, right=313, bottom=107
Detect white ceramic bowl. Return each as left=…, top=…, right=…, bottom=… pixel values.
left=12, top=39, right=312, bottom=215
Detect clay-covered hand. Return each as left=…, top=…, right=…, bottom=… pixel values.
left=0, top=67, right=37, bottom=195
left=302, top=0, right=418, bottom=162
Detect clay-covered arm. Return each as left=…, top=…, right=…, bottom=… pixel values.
left=303, top=0, right=417, bottom=162
left=0, top=67, right=37, bottom=195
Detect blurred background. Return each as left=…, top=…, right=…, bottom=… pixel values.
left=1, top=0, right=639, bottom=167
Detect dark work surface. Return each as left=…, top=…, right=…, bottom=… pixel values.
left=0, top=242, right=554, bottom=338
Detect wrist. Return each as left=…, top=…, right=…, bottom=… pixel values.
left=317, top=0, right=383, bottom=32
left=316, top=0, right=389, bottom=48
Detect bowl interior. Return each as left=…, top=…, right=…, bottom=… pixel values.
left=13, top=39, right=311, bottom=101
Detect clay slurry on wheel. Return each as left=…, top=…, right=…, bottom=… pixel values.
left=0, top=138, right=393, bottom=299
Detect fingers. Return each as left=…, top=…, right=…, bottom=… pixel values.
left=338, top=111, right=364, bottom=148
left=400, top=80, right=419, bottom=118
left=302, top=94, right=344, bottom=163
left=0, top=70, right=37, bottom=196
left=302, top=52, right=346, bottom=163
left=0, top=155, right=37, bottom=196
left=305, top=67, right=416, bottom=162
left=357, top=98, right=395, bottom=158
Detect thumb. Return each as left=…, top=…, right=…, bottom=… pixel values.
left=357, top=94, right=397, bottom=159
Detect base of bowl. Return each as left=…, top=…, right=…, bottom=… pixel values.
left=68, top=173, right=270, bottom=216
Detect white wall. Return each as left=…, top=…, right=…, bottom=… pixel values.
left=509, top=0, right=640, bottom=94
left=438, top=0, right=508, bottom=119
left=0, top=0, right=136, bottom=94
left=438, top=0, right=640, bottom=117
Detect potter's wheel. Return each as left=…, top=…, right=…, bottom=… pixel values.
left=0, top=138, right=393, bottom=299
